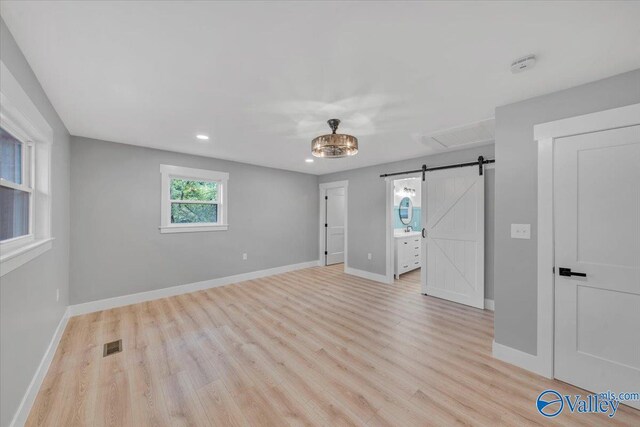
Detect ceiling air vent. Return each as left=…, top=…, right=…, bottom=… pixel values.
left=424, top=118, right=495, bottom=149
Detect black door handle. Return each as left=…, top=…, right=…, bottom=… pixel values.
left=422, top=228, right=426, bottom=238
left=558, top=267, right=586, bottom=278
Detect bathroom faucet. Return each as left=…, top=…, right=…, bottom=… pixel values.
left=405, top=225, right=412, bottom=232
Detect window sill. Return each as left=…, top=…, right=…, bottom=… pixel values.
left=0, top=238, right=54, bottom=277
left=159, top=224, right=229, bottom=234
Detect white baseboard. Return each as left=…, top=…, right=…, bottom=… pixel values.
left=345, top=266, right=392, bottom=284
left=10, top=307, right=71, bottom=427
left=484, top=298, right=494, bottom=311
left=492, top=340, right=549, bottom=377
left=68, top=260, right=319, bottom=316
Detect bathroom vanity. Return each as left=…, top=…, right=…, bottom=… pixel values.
left=394, top=231, right=422, bottom=278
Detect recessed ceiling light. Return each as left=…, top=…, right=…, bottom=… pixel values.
left=305, top=158, right=314, bottom=163
left=196, top=134, right=209, bottom=140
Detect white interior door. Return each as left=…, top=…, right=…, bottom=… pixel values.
left=325, top=187, right=345, bottom=265
left=554, top=125, right=640, bottom=409
left=421, top=167, right=484, bottom=309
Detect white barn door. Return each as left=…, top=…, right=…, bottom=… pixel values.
left=554, top=125, right=640, bottom=409
left=421, top=167, right=484, bottom=309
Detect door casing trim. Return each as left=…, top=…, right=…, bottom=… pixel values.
left=531, top=102, right=640, bottom=379
left=319, top=181, right=348, bottom=270
left=385, top=173, right=422, bottom=285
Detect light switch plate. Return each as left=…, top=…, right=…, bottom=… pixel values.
left=511, top=224, right=531, bottom=239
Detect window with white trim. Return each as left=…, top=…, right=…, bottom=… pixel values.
left=1, top=60, right=53, bottom=277
left=0, top=126, right=33, bottom=242
left=160, top=164, right=228, bottom=233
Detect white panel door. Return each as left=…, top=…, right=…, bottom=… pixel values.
left=422, top=167, right=484, bottom=309
left=325, top=187, right=345, bottom=265
left=554, top=125, right=640, bottom=409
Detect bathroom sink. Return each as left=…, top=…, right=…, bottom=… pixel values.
left=394, top=230, right=421, bottom=238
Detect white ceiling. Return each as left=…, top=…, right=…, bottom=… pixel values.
left=2, top=1, right=639, bottom=175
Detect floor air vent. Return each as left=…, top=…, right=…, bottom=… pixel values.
left=103, top=339, right=122, bottom=357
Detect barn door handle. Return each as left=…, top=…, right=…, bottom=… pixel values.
left=422, top=228, right=426, bottom=238
left=558, top=267, right=586, bottom=278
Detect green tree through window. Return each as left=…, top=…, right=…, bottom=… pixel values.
left=170, top=179, right=218, bottom=223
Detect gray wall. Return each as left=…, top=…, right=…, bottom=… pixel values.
left=494, top=69, right=640, bottom=355
left=69, top=137, right=319, bottom=304
left=0, top=18, right=71, bottom=427
left=319, top=145, right=495, bottom=299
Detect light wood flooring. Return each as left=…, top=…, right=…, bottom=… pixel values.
left=27, top=264, right=640, bottom=426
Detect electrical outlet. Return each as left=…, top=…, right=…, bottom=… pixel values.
left=242, top=253, right=248, bottom=260
left=56, top=288, right=60, bottom=302
left=367, top=253, right=372, bottom=260
left=511, top=224, right=531, bottom=239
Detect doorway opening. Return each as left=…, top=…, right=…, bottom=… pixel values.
left=391, top=176, right=423, bottom=288
left=319, top=181, right=348, bottom=270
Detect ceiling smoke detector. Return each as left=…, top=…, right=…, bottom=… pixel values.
left=510, top=54, right=536, bottom=73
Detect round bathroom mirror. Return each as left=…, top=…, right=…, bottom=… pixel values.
left=399, top=197, right=413, bottom=225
